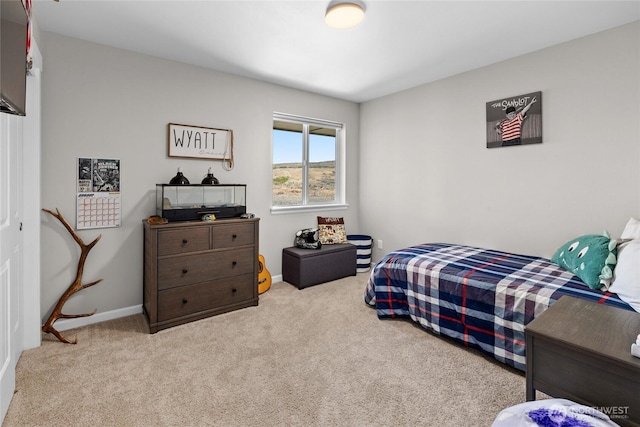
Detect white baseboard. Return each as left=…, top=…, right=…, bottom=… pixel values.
left=53, top=305, right=143, bottom=331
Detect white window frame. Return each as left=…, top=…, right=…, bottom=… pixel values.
left=271, top=112, right=348, bottom=214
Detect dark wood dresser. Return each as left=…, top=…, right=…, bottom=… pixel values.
left=143, top=217, right=259, bottom=333
left=525, top=295, right=640, bottom=426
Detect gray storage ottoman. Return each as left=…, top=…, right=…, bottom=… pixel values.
left=282, top=243, right=357, bottom=289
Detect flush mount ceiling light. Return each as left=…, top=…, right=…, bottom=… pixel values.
left=325, top=0, right=366, bottom=29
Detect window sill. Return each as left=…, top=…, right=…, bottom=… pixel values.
left=270, top=203, right=349, bottom=215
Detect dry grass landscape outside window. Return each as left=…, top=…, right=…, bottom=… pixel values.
left=272, top=161, right=336, bottom=206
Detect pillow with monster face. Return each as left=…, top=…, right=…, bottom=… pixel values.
left=551, top=231, right=617, bottom=290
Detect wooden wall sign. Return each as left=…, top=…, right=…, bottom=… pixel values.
left=168, top=123, right=232, bottom=160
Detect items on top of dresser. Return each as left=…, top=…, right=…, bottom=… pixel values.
left=156, top=183, right=246, bottom=222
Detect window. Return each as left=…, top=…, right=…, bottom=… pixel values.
left=272, top=112, right=346, bottom=212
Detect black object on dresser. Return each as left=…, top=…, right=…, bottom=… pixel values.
left=525, top=295, right=640, bottom=427
left=143, top=217, right=259, bottom=333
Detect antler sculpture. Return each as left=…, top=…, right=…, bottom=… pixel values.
left=41, top=208, right=103, bottom=344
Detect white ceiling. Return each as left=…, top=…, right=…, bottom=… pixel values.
left=31, top=0, right=640, bottom=103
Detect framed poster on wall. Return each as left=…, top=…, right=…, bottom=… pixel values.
left=486, top=91, right=542, bottom=148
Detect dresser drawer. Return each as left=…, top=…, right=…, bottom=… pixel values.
left=157, top=227, right=210, bottom=256
left=157, top=274, right=255, bottom=321
left=213, top=223, right=255, bottom=248
left=158, top=252, right=214, bottom=290
left=212, top=247, right=255, bottom=279
left=157, top=247, right=255, bottom=290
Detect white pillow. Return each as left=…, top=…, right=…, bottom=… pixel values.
left=621, top=217, right=640, bottom=240
left=609, top=239, right=640, bottom=313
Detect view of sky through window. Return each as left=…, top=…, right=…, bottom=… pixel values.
left=273, top=130, right=335, bottom=164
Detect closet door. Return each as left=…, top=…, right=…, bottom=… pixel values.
left=0, top=111, right=24, bottom=422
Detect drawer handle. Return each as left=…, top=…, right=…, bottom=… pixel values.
left=232, top=234, right=237, bottom=239
left=232, top=261, right=237, bottom=267
left=182, top=298, right=188, bottom=304
left=182, top=239, right=188, bottom=245
left=231, top=288, right=237, bottom=293
left=182, top=268, right=188, bottom=275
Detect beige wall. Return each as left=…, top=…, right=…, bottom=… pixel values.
left=39, top=33, right=360, bottom=322
left=39, top=21, right=639, bottom=323
left=359, top=21, right=640, bottom=261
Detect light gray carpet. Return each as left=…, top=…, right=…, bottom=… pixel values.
left=3, top=274, right=537, bottom=427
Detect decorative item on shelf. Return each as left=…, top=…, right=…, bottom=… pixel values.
left=147, top=215, right=168, bottom=225
left=169, top=167, right=190, bottom=185
left=201, top=213, right=216, bottom=222
left=201, top=167, right=220, bottom=185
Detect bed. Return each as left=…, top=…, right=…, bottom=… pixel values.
left=364, top=242, right=635, bottom=371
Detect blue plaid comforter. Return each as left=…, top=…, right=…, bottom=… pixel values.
left=364, top=243, right=633, bottom=371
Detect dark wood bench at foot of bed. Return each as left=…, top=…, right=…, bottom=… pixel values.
left=282, top=243, right=356, bottom=289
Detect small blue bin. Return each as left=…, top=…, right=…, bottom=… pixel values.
left=347, top=234, right=372, bottom=273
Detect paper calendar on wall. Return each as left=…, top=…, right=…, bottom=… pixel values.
left=76, top=158, right=121, bottom=230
